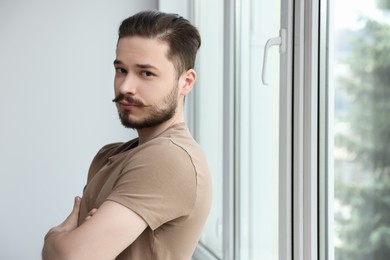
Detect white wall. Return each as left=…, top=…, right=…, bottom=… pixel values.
left=0, top=0, right=157, bottom=259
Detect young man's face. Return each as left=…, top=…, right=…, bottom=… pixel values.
left=113, top=36, right=181, bottom=129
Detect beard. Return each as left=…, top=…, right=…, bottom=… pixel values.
left=115, top=83, right=178, bottom=130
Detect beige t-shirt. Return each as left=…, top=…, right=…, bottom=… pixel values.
left=79, top=123, right=212, bottom=260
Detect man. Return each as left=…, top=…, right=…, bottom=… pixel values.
left=42, top=10, right=212, bottom=260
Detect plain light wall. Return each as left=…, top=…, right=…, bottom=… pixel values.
left=0, top=0, right=157, bottom=259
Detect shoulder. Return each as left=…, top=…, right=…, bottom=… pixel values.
left=87, top=140, right=135, bottom=182
left=96, top=142, right=124, bottom=157
left=146, top=123, right=204, bottom=161
left=130, top=137, right=196, bottom=173
left=135, top=125, right=204, bottom=166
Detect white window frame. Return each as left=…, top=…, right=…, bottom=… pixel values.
left=190, top=0, right=324, bottom=259
left=292, top=0, right=320, bottom=260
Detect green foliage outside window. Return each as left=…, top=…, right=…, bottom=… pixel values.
left=335, top=1, right=390, bottom=259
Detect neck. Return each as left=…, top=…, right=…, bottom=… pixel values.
left=136, top=113, right=184, bottom=145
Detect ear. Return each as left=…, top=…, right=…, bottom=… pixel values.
left=179, top=69, right=196, bottom=96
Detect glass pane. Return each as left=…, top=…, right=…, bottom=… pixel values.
left=238, top=0, right=280, bottom=259
left=192, top=0, right=224, bottom=258
left=327, top=0, right=390, bottom=259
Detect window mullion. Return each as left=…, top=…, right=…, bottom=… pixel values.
left=293, top=0, right=320, bottom=260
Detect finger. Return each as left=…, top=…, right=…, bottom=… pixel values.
left=69, top=196, right=81, bottom=219
left=61, top=196, right=81, bottom=230
left=84, top=208, right=98, bottom=222
left=73, top=196, right=81, bottom=211
left=88, top=208, right=98, bottom=216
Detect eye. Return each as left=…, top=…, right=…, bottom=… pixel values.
left=141, top=71, right=155, bottom=77
left=115, top=67, right=127, bottom=74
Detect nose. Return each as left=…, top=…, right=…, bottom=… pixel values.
left=115, top=73, right=137, bottom=95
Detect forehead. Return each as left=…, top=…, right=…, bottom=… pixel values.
left=116, top=36, right=173, bottom=69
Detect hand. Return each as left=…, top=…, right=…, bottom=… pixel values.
left=44, top=196, right=81, bottom=241
left=42, top=196, right=81, bottom=259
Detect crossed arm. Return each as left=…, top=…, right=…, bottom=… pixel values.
left=42, top=197, right=147, bottom=260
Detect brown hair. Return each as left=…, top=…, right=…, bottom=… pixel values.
left=118, top=10, right=201, bottom=75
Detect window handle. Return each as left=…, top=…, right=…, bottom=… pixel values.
left=262, top=28, right=287, bottom=86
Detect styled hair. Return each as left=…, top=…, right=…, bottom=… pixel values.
left=118, top=10, right=201, bottom=75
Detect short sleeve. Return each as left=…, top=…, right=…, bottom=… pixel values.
left=106, top=140, right=197, bottom=230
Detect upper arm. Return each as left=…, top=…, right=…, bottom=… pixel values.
left=58, top=200, right=147, bottom=260
left=107, top=143, right=197, bottom=230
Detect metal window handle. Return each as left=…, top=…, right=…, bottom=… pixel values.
left=262, top=28, right=287, bottom=86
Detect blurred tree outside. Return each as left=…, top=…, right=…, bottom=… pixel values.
left=334, top=1, right=390, bottom=260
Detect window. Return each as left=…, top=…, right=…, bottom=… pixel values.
left=236, top=0, right=281, bottom=259
left=320, top=0, right=390, bottom=260
left=192, top=0, right=293, bottom=259
left=191, top=0, right=224, bottom=258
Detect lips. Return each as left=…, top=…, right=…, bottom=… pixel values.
left=119, top=101, right=139, bottom=110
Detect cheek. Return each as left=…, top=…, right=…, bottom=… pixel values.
left=140, top=88, right=159, bottom=102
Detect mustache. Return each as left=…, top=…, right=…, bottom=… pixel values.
left=112, top=94, right=145, bottom=106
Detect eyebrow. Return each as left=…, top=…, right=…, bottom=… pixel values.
left=113, top=59, right=123, bottom=65
left=113, top=59, right=159, bottom=71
